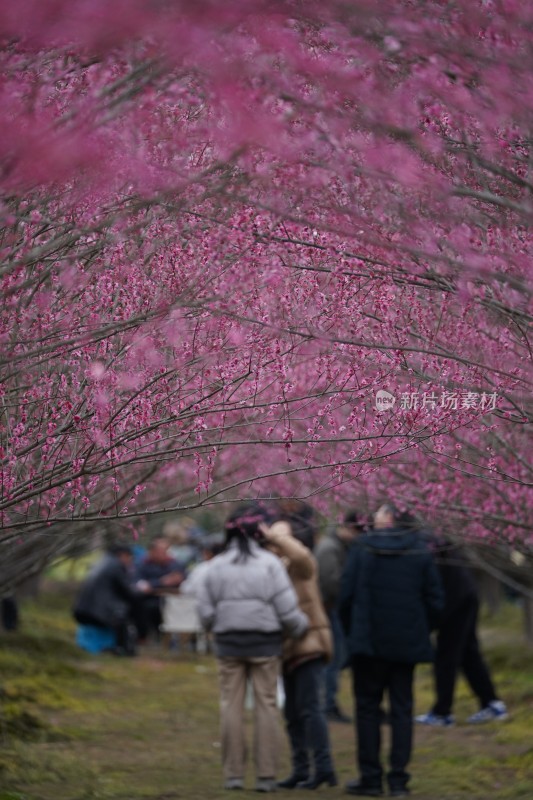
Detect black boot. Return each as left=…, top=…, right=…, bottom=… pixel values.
left=277, top=773, right=309, bottom=789
left=298, top=772, right=338, bottom=790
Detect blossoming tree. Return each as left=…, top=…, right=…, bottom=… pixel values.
left=1, top=0, right=532, bottom=590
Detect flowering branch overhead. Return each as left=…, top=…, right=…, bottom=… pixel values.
left=1, top=1, right=532, bottom=590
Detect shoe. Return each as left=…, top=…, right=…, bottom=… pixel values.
left=467, top=700, right=508, bottom=723
left=415, top=711, right=454, bottom=727
left=224, top=778, right=244, bottom=790
left=256, top=778, right=277, bottom=792
left=326, top=707, right=352, bottom=724
left=298, top=772, right=338, bottom=789
left=277, top=773, right=309, bottom=789
left=345, top=780, right=384, bottom=796
left=389, top=787, right=409, bottom=798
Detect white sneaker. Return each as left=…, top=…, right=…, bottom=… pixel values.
left=467, top=700, right=508, bottom=723
left=224, top=778, right=244, bottom=790
left=255, top=778, right=277, bottom=792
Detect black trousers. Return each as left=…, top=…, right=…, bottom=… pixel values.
left=433, top=595, right=497, bottom=716
left=283, top=657, right=334, bottom=778
left=324, top=609, right=347, bottom=713
left=135, top=596, right=163, bottom=640
left=351, top=655, right=414, bottom=792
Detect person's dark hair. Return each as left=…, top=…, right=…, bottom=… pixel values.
left=224, top=502, right=277, bottom=560
left=396, top=510, right=423, bottom=530
left=275, top=498, right=317, bottom=551
left=107, top=543, right=133, bottom=557
left=343, top=509, right=364, bottom=532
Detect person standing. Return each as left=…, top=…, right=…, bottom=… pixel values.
left=339, top=503, right=444, bottom=797
left=315, top=510, right=363, bottom=723
left=415, top=536, right=508, bottom=726
left=197, top=502, right=308, bottom=793
left=263, top=500, right=337, bottom=791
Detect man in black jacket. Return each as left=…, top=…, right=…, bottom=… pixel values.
left=415, top=537, right=507, bottom=726
left=338, top=504, right=444, bottom=797
left=73, top=544, right=143, bottom=655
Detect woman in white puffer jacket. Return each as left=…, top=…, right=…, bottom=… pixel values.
left=197, top=502, right=309, bottom=793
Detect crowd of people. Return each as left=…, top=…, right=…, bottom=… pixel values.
left=72, top=500, right=508, bottom=796
left=73, top=533, right=188, bottom=655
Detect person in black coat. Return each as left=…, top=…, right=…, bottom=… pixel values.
left=415, top=536, right=507, bottom=726
left=338, top=504, right=444, bottom=798
left=73, top=544, right=144, bottom=655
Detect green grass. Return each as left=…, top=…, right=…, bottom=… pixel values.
left=45, top=552, right=101, bottom=583
left=0, top=590, right=532, bottom=799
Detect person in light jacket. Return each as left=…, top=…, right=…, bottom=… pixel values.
left=197, top=502, right=309, bottom=793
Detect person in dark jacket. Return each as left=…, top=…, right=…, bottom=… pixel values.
left=338, top=504, right=444, bottom=798
left=265, top=500, right=336, bottom=791
left=73, top=544, right=144, bottom=655
left=135, top=535, right=185, bottom=640
left=415, top=536, right=507, bottom=726
left=315, top=510, right=363, bottom=723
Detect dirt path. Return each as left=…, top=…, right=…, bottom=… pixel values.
left=1, top=601, right=531, bottom=800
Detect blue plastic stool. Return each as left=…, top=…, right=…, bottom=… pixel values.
left=76, top=624, right=116, bottom=654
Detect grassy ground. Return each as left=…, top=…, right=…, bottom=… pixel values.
left=0, top=591, right=532, bottom=800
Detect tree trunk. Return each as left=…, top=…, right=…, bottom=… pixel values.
left=523, top=593, right=533, bottom=646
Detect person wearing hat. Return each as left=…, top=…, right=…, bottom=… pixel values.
left=315, top=510, right=364, bottom=723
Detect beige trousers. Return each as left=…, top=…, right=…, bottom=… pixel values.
left=217, top=656, right=281, bottom=780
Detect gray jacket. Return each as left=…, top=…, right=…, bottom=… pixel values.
left=315, top=530, right=352, bottom=611
left=197, top=540, right=308, bottom=638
